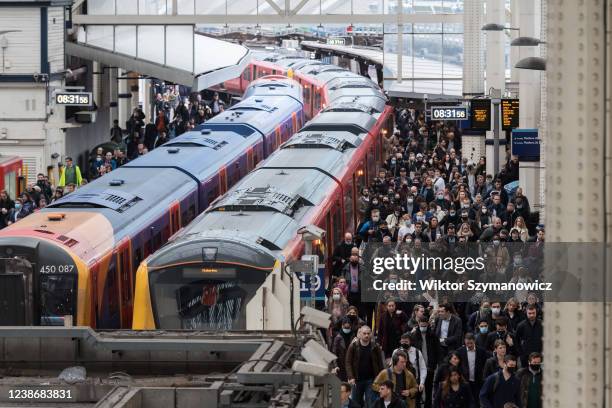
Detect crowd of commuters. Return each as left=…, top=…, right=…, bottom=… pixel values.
left=0, top=83, right=227, bottom=230
left=332, top=103, right=543, bottom=408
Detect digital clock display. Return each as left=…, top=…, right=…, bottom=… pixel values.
left=430, top=106, right=468, bottom=120
left=54, top=92, right=92, bottom=106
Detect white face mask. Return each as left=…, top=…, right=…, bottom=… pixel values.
left=491, top=307, right=501, bottom=315
left=332, top=294, right=341, bottom=301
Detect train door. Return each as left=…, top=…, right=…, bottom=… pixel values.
left=247, top=148, right=254, bottom=171
left=275, top=127, right=282, bottom=150
left=219, top=167, right=228, bottom=194
left=116, top=240, right=132, bottom=328
left=102, top=254, right=120, bottom=328
left=0, top=258, right=31, bottom=325
left=170, top=202, right=180, bottom=235
left=292, top=112, right=299, bottom=133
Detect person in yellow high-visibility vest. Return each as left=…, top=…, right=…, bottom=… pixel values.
left=58, top=157, right=83, bottom=187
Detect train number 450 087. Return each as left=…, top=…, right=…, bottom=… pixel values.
left=39, top=265, right=74, bottom=274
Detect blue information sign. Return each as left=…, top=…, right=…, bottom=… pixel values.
left=511, top=129, right=540, bottom=161
left=299, top=265, right=326, bottom=300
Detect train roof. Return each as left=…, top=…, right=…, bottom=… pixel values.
left=43, top=167, right=197, bottom=260
left=0, top=155, right=21, bottom=166
left=242, top=76, right=303, bottom=101
left=301, top=111, right=378, bottom=135
left=323, top=96, right=387, bottom=114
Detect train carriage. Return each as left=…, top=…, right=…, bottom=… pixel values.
left=0, top=77, right=303, bottom=328
left=133, top=77, right=394, bottom=330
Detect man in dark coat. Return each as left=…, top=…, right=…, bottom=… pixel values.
left=516, top=353, right=542, bottom=408
left=434, top=303, right=463, bottom=362
left=480, top=355, right=521, bottom=408
left=456, top=333, right=490, bottom=404
left=514, top=305, right=543, bottom=367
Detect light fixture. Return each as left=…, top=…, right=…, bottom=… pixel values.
left=515, top=56, right=546, bottom=70
left=481, top=23, right=520, bottom=32
left=511, top=36, right=545, bottom=46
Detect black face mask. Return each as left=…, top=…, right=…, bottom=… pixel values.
left=529, top=364, right=541, bottom=372
left=506, top=366, right=517, bottom=375
left=400, top=343, right=410, bottom=349
left=497, top=330, right=506, bottom=337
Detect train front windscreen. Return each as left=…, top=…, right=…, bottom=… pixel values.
left=148, top=264, right=268, bottom=330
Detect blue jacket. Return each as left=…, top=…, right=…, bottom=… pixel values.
left=479, top=371, right=522, bottom=408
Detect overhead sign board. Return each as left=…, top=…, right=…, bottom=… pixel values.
left=54, top=91, right=92, bottom=106
left=501, top=99, right=520, bottom=130
left=326, top=37, right=346, bottom=46
left=511, top=128, right=540, bottom=161
left=470, top=99, right=491, bottom=131
left=430, top=106, right=468, bottom=121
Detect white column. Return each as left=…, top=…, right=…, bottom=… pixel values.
left=108, top=66, right=118, bottom=127
left=544, top=1, right=608, bottom=408
left=462, top=0, right=484, bottom=96
left=485, top=0, right=505, bottom=92
left=117, top=68, right=131, bottom=129
left=517, top=0, right=542, bottom=210
left=509, top=0, right=520, bottom=83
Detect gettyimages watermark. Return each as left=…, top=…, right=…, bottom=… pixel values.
left=357, top=242, right=612, bottom=303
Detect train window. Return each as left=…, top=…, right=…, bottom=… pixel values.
left=4, top=171, right=16, bottom=200
left=356, top=163, right=366, bottom=190
left=154, top=232, right=162, bottom=251
left=314, top=91, right=321, bottom=112
left=118, top=250, right=130, bottom=305
left=106, top=259, right=119, bottom=327
left=182, top=204, right=196, bottom=226
left=367, top=148, right=376, bottom=184
left=242, top=68, right=251, bottom=81
left=133, top=248, right=143, bottom=274
left=272, top=69, right=277, bottom=75
left=303, top=86, right=310, bottom=104
left=206, top=188, right=218, bottom=208
left=343, top=179, right=354, bottom=231
left=332, top=200, right=342, bottom=246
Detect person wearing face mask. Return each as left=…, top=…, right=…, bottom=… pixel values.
left=359, top=210, right=384, bottom=243
left=486, top=318, right=517, bottom=356
left=467, top=300, right=494, bottom=335
left=342, top=255, right=365, bottom=314
left=332, top=317, right=358, bottom=382
left=333, top=233, right=356, bottom=279
left=91, top=154, right=105, bottom=179
left=328, top=287, right=350, bottom=334
left=386, top=208, right=403, bottom=236
left=477, top=205, right=493, bottom=231
left=411, top=317, right=439, bottom=408
left=479, top=355, right=521, bottom=408
left=377, top=300, right=408, bottom=359
left=396, top=214, right=415, bottom=245
left=392, top=333, right=427, bottom=402
left=359, top=188, right=371, bottom=220
left=516, top=353, right=542, bottom=408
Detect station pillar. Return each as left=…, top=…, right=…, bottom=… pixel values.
left=517, top=0, right=543, bottom=210
left=543, top=0, right=610, bottom=407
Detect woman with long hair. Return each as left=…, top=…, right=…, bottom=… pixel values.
left=433, top=366, right=473, bottom=408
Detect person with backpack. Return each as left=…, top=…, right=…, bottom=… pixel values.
left=373, top=351, right=418, bottom=408
left=479, top=355, right=522, bottom=408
